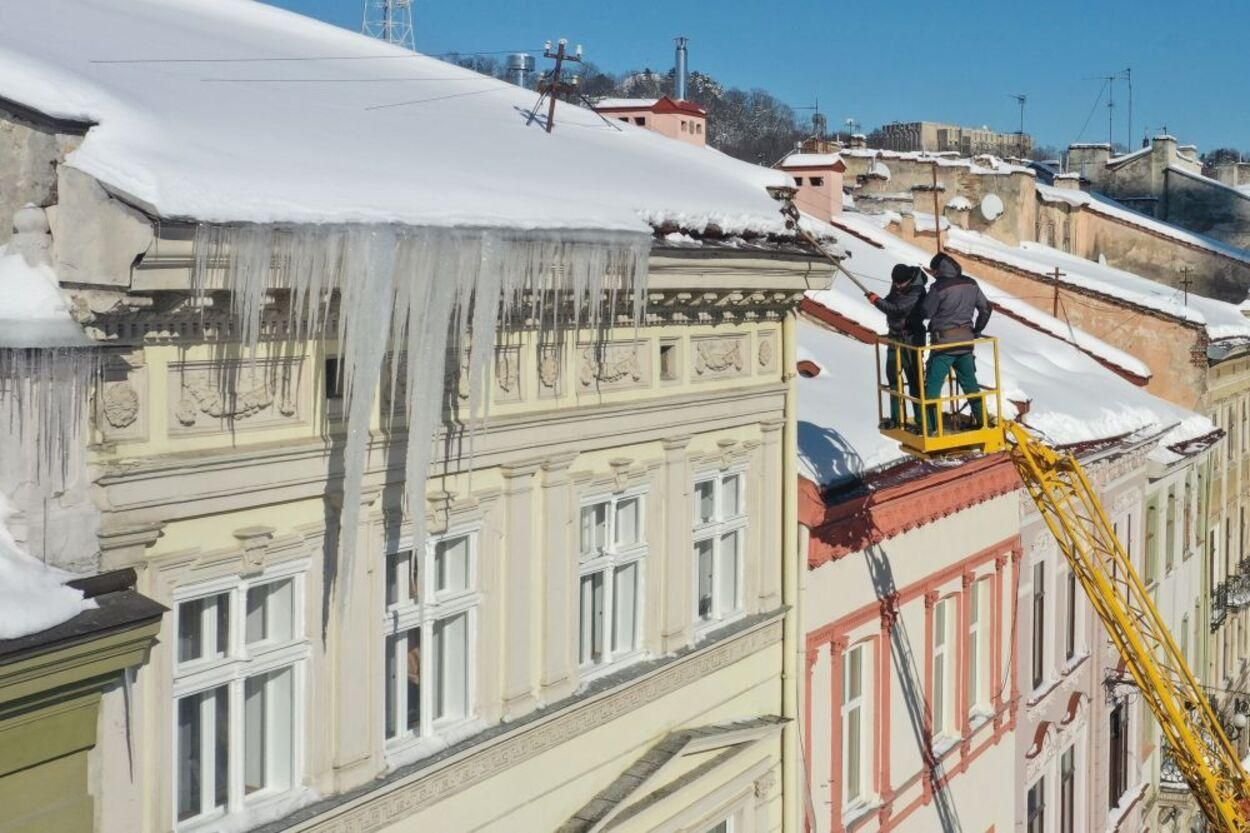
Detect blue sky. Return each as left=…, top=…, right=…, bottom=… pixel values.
left=265, top=0, right=1249, bottom=152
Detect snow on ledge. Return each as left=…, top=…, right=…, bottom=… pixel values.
left=0, top=493, right=94, bottom=640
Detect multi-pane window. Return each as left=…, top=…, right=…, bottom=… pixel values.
left=1032, top=562, right=1046, bottom=690
left=932, top=597, right=956, bottom=738
left=693, top=471, right=747, bottom=628
left=1026, top=777, right=1045, bottom=833
left=967, top=579, right=991, bottom=714
left=1065, top=568, right=1077, bottom=662
left=174, top=568, right=306, bottom=827
left=1060, top=747, right=1075, bottom=833
left=578, top=492, right=647, bottom=671
left=842, top=642, right=870, bottom=806
left=1166, top=488, right=1177, bottom=571
left=1109, top=700, right=1129, bottom=808
left=383, top=531, right=479, bottom=746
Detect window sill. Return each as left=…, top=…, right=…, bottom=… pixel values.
left=693, top=611, right=747, bottom=642
left=577, top=651, right=648, bottom=688
left=842, top=797, right=882, bottom=827
left=384, top=717, right=487, bottom=771
left=178, top=786, right=318, bottom=833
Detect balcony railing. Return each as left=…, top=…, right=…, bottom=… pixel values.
left=1228, top=573, right=1250, bottom=610
left=1159, top=744, right=1187, bottom=788
left=1212, top=581, right=1229, bottom=631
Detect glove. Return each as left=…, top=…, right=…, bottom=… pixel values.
left=866, top=292, right=881, bottom=304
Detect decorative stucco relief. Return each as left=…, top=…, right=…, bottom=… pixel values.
left=96, top=350, right=148, bottom=443
left=692, top=334, right=748, bottom=381
left=168, top=358, right=304, bottom=435
left=756, top=330, right=778, bottom=375
left=494, top=346, right=522, bottom=403
left=537, top=346, right=562, bottom=398
left=578, top=342, right=649, bottom=391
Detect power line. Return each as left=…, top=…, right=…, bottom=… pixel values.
left=364, top=84, right=513, bottom=111
left=89, top=48, right=542, bottom=65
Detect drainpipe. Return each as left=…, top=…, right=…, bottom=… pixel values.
left=781, top=305, right=802, bottom=833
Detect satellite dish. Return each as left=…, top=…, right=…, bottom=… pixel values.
left=980, top=193, right=1004, bottom=221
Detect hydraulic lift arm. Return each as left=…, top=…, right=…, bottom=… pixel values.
left=1007, top=421, right=1250, bottom=831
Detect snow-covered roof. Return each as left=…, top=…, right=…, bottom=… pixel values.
left=842, top=148, right=1034, bottom=177
left=0, top=0, right=788, bottom=237
left=780, top=153, right=843, bottom=169
left=937, top=224, right=1250, bottom=342
left=593, top=98, right=661, bottom=110
left=1036, top=184, right=1250, bottom=267
left=1106, top=145, right=1151, bottom=167
left=798, top=212, right=1210, bottom=487
left=0, top=245, right=92, bottom=348
left=945, top=196, right=972, bottom=211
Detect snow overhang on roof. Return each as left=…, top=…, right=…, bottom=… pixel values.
left=779, top=152, right=845, bottom=171
left=0, top=0, right=777, bottom=240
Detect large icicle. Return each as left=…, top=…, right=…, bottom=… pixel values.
left=192, top=224, right=650, bottom=612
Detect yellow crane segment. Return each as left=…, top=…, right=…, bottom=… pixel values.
left=877, top=336, right=1250, bottom=832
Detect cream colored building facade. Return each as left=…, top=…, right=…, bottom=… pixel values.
left=91, top=252, right=828, bottom=833
left=0, top=81, right=835, bottom=833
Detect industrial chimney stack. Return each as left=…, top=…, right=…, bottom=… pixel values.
left=674, top=36, right=689, bottom=101
left=506, top=52, right=535, bottom=87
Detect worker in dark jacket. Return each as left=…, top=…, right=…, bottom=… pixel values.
left=920, top=252, right=992, bottom=433
left=866, top=264, right=927, bottom=428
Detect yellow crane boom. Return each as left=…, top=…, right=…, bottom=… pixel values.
left=1007, top=422, right=1250, bottom=831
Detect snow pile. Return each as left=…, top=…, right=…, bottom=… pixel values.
left=0, top=0, right=792, bottom=237
left=868, top=161, right=891, bottom=180
left=593, top=98, right=661, bottom=110
left=797, top=212, right=1211, bottom=486
left=936, top=223, right=1250, bottom=342
left=842, top=148, right=1035, bottom=177
left=946, top=196, right=972, bottom=211
left=1036, top=184, right=1250, bottom=267
left=0, top=245, right=92, bottom=349
left=0, top=492, right=93, bottom=640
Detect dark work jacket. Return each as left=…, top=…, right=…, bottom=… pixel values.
left=921, top=274, right=991, bottom=352
left=872, top=275, right=927, bottom=343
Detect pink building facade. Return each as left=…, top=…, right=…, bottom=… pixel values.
left=592, top=96, right=708, bottom=146
left=779, top=153, right=846, bottom=221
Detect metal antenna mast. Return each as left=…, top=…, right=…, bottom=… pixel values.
left=362, top=0, right=415, bottom=50
left=1008, top=93, right=1027, bottom=156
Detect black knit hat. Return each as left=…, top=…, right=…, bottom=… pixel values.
left=929, top=252, right=962, bottom=279
left=891, top=264, right=922, bottom=284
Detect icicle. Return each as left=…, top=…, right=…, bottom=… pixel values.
left=191, top=224, right=650, bottom=614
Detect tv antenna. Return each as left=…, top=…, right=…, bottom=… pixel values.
left=361, top=0, right=415, bottom=50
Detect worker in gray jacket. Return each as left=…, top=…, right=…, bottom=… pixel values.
left=920, top=252, right=992, bottom=433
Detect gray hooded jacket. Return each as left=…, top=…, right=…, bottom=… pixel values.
left=921, top=253, right=991, bottom=351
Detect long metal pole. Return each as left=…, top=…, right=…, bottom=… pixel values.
left=932, top=163, right=943, bottom=252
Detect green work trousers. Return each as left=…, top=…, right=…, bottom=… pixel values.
left=924, top=349, right=983, bottom=433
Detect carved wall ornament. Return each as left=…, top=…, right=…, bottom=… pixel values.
left=102, top=381, right=140, bottom=429
left=695, top=338, right=744, bottom=376
left=538, top=347, right=561, bottom=389
left=495, top=350, right=519, bottom=394
left=754, top=771, right=778, bottom=800
left=170, top=359, right=303, bottom=433
left=579, top=345, right=642, bottom=388
left=757, top=338, right=774, bottom=369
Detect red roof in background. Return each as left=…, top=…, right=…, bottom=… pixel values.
left=594, top=95, right=707, bottom=118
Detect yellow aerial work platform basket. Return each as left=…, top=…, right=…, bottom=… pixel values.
left=875, top=335, right=1006, bottom=456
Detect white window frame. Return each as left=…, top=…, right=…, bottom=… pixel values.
left=967, top=578, right=992, bottom=717
left=693, top=468, right=748, bottom=634
left=171, top=561, right=309, bottom=831
left=577, top=488, right=649, bottom=679
left=382, top=526, right=481, bottom=755
left=932, top=596, right=956, bottom=740
left=842, top=640, right=875, bottom=810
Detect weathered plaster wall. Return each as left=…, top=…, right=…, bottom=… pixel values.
left=0, top=106, right=81, bottom=246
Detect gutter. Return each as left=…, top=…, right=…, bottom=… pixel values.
left=781, top=304, right=802, bottom=833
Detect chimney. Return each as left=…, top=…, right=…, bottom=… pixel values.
left=674, top=36, right=689, bottom=101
